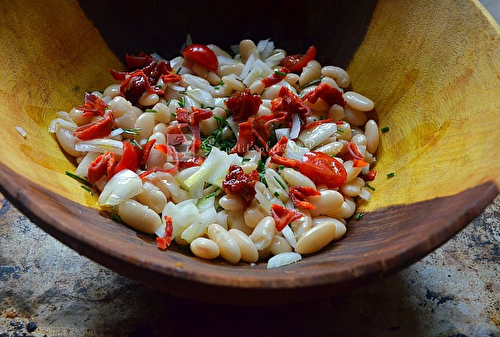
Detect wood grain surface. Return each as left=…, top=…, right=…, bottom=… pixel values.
left=0, top=0, right=499, bottom=304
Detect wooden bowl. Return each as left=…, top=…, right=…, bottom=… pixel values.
left=0, top=0, right=498, bottom=304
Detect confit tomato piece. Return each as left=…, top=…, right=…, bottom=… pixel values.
left=182, top=44, right=219, bottom=72
left=73, top=111, right=114, bottom=140
left=87, top=151, right=116, bottom=183
left=301, top=82, right=345, bottom=107
left=270, top=204, right=304, bottom=231
left=299, top=152, right=347, bottom=188
left=222, top=165, right=259, bottom=207
left=279, top=45, right=317, bottom=72
left=225, top=89, right=262, bottom=122
left=113, top=141, right=139, bottom=175
left=289, top=186, right=321, bottom=210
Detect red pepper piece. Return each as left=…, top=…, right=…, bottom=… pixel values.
left=270, top=155, right=301, bottom=168
left=73, top=111, right=114, bottom=140
left=270, top=204, right=304, bottom=231
left=344, top=142, right=368, bottom=167
left=139, top=167, right=177, bottom=179
left=153, top=143, right=179, bottom=171
left=87, top=151, right=116, bottom=182
left=363, top=169, right=377, bottom=181
left=114, top=141, right=139, bottom=175
left=141, top=139, right=157, bottom=166
left=76, top=93, right=108, bottom=117
left=303, top=118, right=333, bottom=130
left=261, top=67, right=289, bottom=87
left=161, top=73, right=182, bottom=83
left=230, top=119, right=256, bottom=155
left=271, top=86, right=311, bottom=122
left=289, top=186, right=321, bottom=210
left=225, top=89, right=262, bottom=122
left=302, top=82, right=345, bottom=107
left=157, top=215, right=173, bottom=250
left=179, top=156, right=205, bottom=169
left=280, top=46, right=317, bottom=72
left=222, top=165, right=258, bottom=207
left=269, top=136, right=288, bottom=157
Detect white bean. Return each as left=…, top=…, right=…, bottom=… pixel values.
left=249, top=80, right=265, bottom=94
left=228, top=229, right=259, bottom=263
left=109, top=96, right=133, bottom=117
left=308, top=190, right=344, bottom=217
left=311, top=216, right=346, bottom=241
left=295, top=221, right=336, bottom=254
left=227, top=209, right=253, bottom=235
left=239, top=39, right=257, bottom=62
left=321, top=66, right=350, bottom=88
left=291, top=210, right=312, bottom=239
left=117, top=200, right=162, bottom=234
left=134, top=112, right=156, bottom=140
left=149, top=131, right=167, bottom=145
left=336, top=122, right=352, bottom=141
left=328, top=104, right=345, bottom=121
left=343, top=106, right=368, bottom=126
left=340, top=177, right=365, bottom=197
left=55, top=125, right=82, bottom=157
left=103, top=84, right=121, bottom=99
left=244, top=205, right=266, bottom=228
left=190, top=238, right=220, bottom=260
left=326, top=197, right=356, bottom=219
left=269, top=235, right=293, bottom=255
left=365, top=119, right=379, bottom=154
left=138, top=92, right=159, bottom=107
left=249, top=216, right=275, bottom=251
left=218, top=64, right=244, bottom=77
left=281, top=168, right=316, bottom=189
left=314, top=141, right=344, bottom=156
left=285, top=73, right=300, bottom=87
left=153, top=123, right=168, bottom=135
left=299, top=60, right=321, bottom=86
left=137, top=181, right=167, bottom=213
left=343, top=91, right=374, bottom=111
left=152, top=102, right=171, bottom=124
left=351, top=134, right=367, bottom=146
left=343, top=160, right=363, bottom=182
left=222, top=75, right=246, bottom=92
left=208, top=224, right=241, bottom=264
left=219, top=194, right=245, bottom=211
left=320, top=76, right=342, bottom=91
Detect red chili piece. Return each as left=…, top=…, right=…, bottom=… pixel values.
left=156, top=216, right=173, bottom=250
left=222, top=165, right=259, bottom=207
left=302, top=82, right=345, bottom=107
left=289, top=186, right=321, bottom=210
left=77, top=93, right=108, bottom=117
left=225, top=89, right=262, bottom=122
left=230, top=119, right=256, bottom=155
left=344, top=142, right=368, bottom=168
left=261, top=67, right=289, bottom=87
left=141, top=139, right=157, bottom=166
left=87, top=151, right=116, bottom=182
left=114, top=141, right=139, bottom=175
left=269, top=136, right=289, bottom=157
left=270, top=204, right=304, bottom=231
left=182, top=44, right=219, bottom=72
left=279, top=46, right=317, bottom=72
left=303, top=118, right=333, bottom=130
left=73, top=111, right=114, bottom=140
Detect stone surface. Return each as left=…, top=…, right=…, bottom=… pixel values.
left=0, top=192, right=498, bottom=337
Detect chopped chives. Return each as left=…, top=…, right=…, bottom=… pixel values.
left=274, top=176, right=286, bottom=190
left=365, top=183, right=376, bottom=191
left=179, top=96, right=185, bottom=107
left=166, top=99, right=172, bottom=106
left=145, top=109, right=157, bottom=113
left=80, top=185, right=94, bottom=195
left=205, top=192, right=216, bottom=199
left=274, top=191, right=280, bottom=197
left=274, top=70, right=287, bottom=77
left=110, top=214, right=122, bottom=222
left=176, top=67, right=182, bottom=74
left=355, top=213, right=364, bottom=221
left=122, top=128, right=141, bottom=135
left=171, top=112, right=177, bottom=118
left=65, top=171, right=93, bottom=187
left=387, top=172, right=395, bottom=178
left=242, top=158, right=251, bottom=162
left=381, top=126, right=390, bottom=133
left=132, top=139, right=143, bottom=150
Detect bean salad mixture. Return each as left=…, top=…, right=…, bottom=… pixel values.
left=49, top=38, right=379, bottom=268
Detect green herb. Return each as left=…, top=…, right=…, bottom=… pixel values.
left=274, top=191, right=280, bottom=197
left=387, top=172, right=395, bottom=178
left=319, top=115, right=325, bottom=120
left=242, top=158, right=251, bottom=162
left=214, top=86, right=220, bottom=90
left=355, top=213, right=364, bottom=221
left=166, top=99, right=172, bottom=106
left=337, top=128, right=344, bottom=133
left=274, top=176, right=286, bottom=190
left=213, top=115, right=228, bottom=127
left=381, top=126, right=390, bottom=133
left=110, top=214, right=122, bottom=222
left=155, top=84, right=163, bottom=89
left=219, top=80, right=225, bottom=86
left=216, top=205, right=224, bottom=212
left=279, top=165, right=284, bottom=170
left=179, top=96, right=185, bottom=108
left=205, top=192, right=217, bottom=199
left=274, top=70, right=287, bottom=77
left=365, top=183, right=376, bottom=191
left=171, top=112, right=177, bottom=118
left=65, top=171, right=93, bottom=187
left=132, top=139, right=143, bottom=150
left=145, top=109, right=157, bottom=113
left=122, top=128, right=141, bottom=136
left=176, top=67, right=182, bottom=74
left=298, top=78, right=322, bottom=91
left=80, top=185, right=94, bottom=195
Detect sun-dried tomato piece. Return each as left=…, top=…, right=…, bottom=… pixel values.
left=225, top=89, right=262, bottom=122
left=77, top=93, right=108, bottom=117
left=302, top=82, right=345, bottom=107
left=157, top=216, right=173, bottom=250
left=141, top=139, right=157, bottom=166
left=178, top=156, right=205, bottom=169
left=270, top=204, right=304, bottom=231
left=73, top=111, right=114, bottom=140
left=114, top=141, right=139, bottom=175
left=222, top=165, right=258, bottom=207
left=289, top=186, right=321, bottom=210
left=303, top=118, right=333, bottom=130
left=271, top=86, right=311, bottom=122
left=269, top=136, right=288, bottom=157
left=87, top=151, right=116, bottom=182
left=230, top=119, right=256, bottom=155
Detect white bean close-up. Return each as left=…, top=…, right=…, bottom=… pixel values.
left=49, top=38, right=380, bottom=268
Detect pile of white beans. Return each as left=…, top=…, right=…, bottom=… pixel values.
left=50, top=38, right=379, bottom=268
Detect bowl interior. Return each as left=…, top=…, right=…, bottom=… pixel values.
left=0, top=0, right=499, bottom=304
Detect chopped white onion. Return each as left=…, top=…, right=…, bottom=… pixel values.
left=75, top=139, right=124, bottom=155
left=298, top=123, right=337, bottom=149
left=284, top=139, right=309, bottom=161
left=267, top=252, right=302, bottom=269
left=256, top=38, right=274, bottom=61
left=48, top=118, right=76, bottom=133
left=275, top=128, right=290, bottom=140
left=239, top=53, right=256, bottom=79
left=289, top=113, right=301, bottom=140
left=359, top=188, right=372, bottom=202
left=281, top=225, right=297, bottom=248
left=109, top=128, right=123, bottom=137
left=15, top=126, right=27, bottom=138
left=98, top=169, right=142, bottom=208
